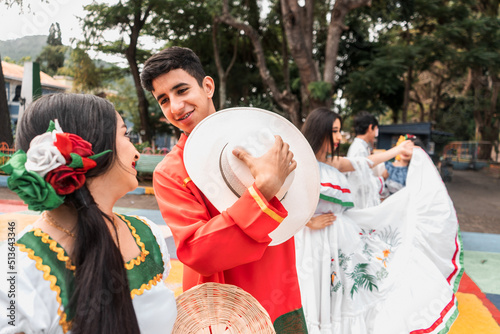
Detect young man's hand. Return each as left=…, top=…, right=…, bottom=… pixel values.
left=233, top=135, right=297, bottom=201
left=397, top=140, right=414, bottom=158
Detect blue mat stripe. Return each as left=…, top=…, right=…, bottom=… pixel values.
left=461, top=232, right=500, bottom=253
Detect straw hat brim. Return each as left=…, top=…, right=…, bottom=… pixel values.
left=173, top=282, right=276, bottom=333
left=184, top=107, right=320, bottom=246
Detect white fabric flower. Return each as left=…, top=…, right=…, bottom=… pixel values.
left=25, top=131, right=66, bottom=177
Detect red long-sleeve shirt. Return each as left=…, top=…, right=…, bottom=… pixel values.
left=153, top=134, right=306, bottom=331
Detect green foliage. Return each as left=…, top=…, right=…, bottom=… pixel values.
left=2, top=56, right=15, bottom=64
left=3, top=0, right=491, bottom=146
left=59, top=48, right=101, bottom=93
left=108, top=76, right=176, bottom=138
left=308, top=81, right=333, bottom=102
left=107, top=77, right=138, bottom=119
left=133, top=141, right=151, bottom=153
left=36, top=45, right=66, bottom=76
left=343, top=53, right=406, bottom=115
left=435, top=96, right=475, bottom=141
left=47, top=23, right=62, bottom=46
left=339, top=142, right=351, bottom=157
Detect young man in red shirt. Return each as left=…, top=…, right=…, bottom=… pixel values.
left=141, top=46, right=307, bottom=333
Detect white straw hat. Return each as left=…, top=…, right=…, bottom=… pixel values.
left=184, top=107, right=320, bottom=246
left=173, top=282, right=275, bottom=333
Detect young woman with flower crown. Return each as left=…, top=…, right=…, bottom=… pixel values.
left=295, top=107, right=463, bottom=333
left=0, top=93, right=176, bottom=333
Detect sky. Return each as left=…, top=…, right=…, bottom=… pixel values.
left=0, top=0, right=162, bottom=65
left=0, top=0, right=97, bottom=44
left=1, top=0, right=272, bottom=44
left=0, top=0, right=271, bottom=65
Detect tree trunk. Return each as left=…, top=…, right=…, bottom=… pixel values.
left=126, top=47, right=151, bottom=144
left=281, top=0, right=371, bottom=112
left=280, top=0, right=319, bottom=113
left=324, top=0, right=371, bottom=85
left=392, top=109, right=399, bottom=124
left=477, top=75, right=500, bottom=160
left=280, top=8, right=291, bottom=93
left=471, top=2, right=500, bottom=160
left=429, top=80, right=443, bottom=123
left=470, top=67, right=485, bottom=141
left=0, top=60, right=14, bottom=146
left=402, top=65, right=412, bottom=123
left=212, top=19, right=238, bottom=109
left=217, top=0, right=301, bottom=127
left=126, top=3, right=152, bottom=144
left=410, top=90, right=425, bottom=122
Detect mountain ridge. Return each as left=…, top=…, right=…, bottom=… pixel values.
left=0, top=35, right=48, bottom=62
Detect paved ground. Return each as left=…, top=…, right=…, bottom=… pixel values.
left=445, top=167, right=500, bottom=234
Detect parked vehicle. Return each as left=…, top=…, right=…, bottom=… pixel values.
left=442, top=141, right=490, bottom=171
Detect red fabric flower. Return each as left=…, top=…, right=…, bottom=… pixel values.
left=45, top=165, right=86, bottom=195
left=54, top=133, right=94, bottom=162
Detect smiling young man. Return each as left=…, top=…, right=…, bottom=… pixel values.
left=140, top=46, right=308, bottom=333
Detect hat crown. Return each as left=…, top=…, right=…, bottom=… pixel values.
left=220, top=128, right=294, bottom=199
left=184, top=107, right=320, bottom=246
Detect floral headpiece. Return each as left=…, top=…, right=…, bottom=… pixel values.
left=0, top=120, right=111, bottom=211
left=395, top=134, right=416, bottom=161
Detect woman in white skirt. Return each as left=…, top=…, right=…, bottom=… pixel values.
left=295, top=107, right=463, bottom=334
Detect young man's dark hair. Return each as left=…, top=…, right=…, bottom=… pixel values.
left=353, top=111, right=379, bottom=136
left=140, top=46, right=206, bottom=91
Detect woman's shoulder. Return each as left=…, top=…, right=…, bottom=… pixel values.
left=318, top=162, right=349, bottom=185
left=116, top=214, right=170, bottom=258
left=317, top=162, right=353, bottom=208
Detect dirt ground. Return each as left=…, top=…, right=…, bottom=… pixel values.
left=1, top=166, right=499, bottom=233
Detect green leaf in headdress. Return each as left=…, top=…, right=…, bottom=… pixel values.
left=46, top=120, right=56, bottom=132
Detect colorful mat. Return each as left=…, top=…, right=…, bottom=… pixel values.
left=1, top=200, right=500, bottom=332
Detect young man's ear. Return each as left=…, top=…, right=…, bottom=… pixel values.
left=203, top=76, right=215, bottom=98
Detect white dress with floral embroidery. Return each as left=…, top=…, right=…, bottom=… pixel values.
left=295, top=148, right=463, bottom=334
left=0, top=214, right=177, bottom=334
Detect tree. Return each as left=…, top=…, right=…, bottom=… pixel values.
left=458, top=16, right=500, bottom=155
left=47, top=22, right=62, bottom=46
left=429, top=0, right=500, bottom=158
left=37, top=23, right=66, bottom=76
left=281, top=0, right=371, bottom=111
left=58, top=48, right=102, bottom=93
left=81, top=0, right=175, bottom=144
left=212, top=19, right=238, bottom=109
left=340, top=0, right=472, bottom=125
left=216, top=0, right=301, bottom=126
left=215, top=0, right=372, bottom=127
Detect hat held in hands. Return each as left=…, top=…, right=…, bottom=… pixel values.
left=184, top=107, right=320, bottom=246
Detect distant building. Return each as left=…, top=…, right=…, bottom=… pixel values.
left=376, top=122, right=453, bottom=160
left=2, top=61, right=70, bottom=127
